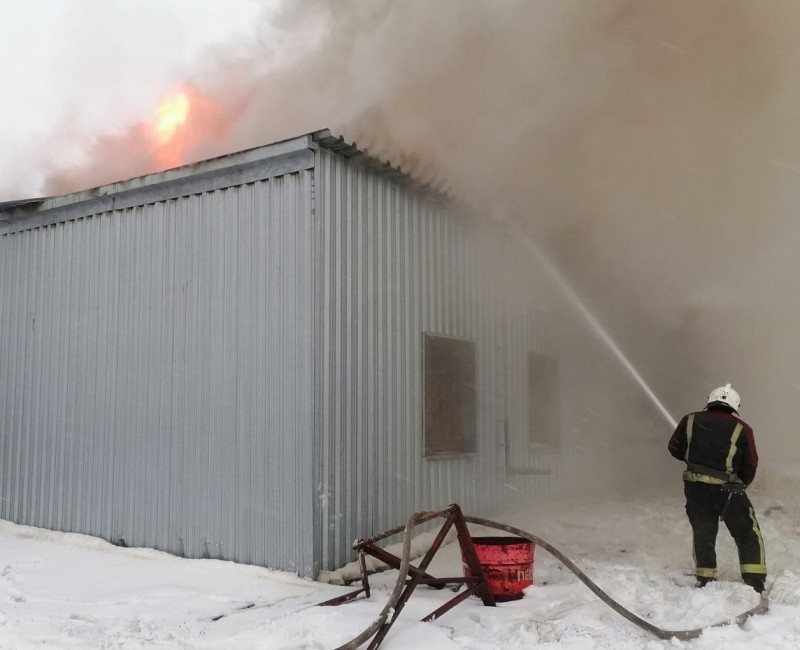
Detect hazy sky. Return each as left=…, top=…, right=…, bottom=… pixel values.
left=0, top=0, right=273, bottom=197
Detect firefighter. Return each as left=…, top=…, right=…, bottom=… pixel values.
left=668, top=384, right=767, bottom=593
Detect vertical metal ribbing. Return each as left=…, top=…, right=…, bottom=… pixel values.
left=314, top=150, right=528, bottom=568
left=0, top=171, right=317, bottom=576
left=312, top=150, right=587, bottom=571
left=1, top=139, right=618, bottom=578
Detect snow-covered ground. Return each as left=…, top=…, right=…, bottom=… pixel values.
left=0, top=483, right=798, bottom=649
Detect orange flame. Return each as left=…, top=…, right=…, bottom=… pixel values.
left=148, top=85, right=230, bottom=170
left=154, top=92, right=191, bottom=144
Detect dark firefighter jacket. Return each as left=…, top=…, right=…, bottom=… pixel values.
left=668, top=406, right=759, bottom=485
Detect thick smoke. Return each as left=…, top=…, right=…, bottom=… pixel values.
left=34, top=0, right=800, bottom=468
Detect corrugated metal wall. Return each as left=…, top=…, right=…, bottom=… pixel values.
left=0, top=136, right=639, bottom=579
left=312, top=149, right=582, bottom=570
left=0, top=173, right=317, bottom=575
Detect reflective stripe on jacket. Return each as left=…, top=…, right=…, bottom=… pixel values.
left=668, top=406, right=758, bottom=485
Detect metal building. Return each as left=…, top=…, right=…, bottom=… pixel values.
left=0, top=129, right=641, bottom=577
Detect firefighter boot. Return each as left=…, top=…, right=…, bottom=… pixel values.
left=742, top=573, right=765, bottom=594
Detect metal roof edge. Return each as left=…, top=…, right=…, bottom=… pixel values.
left=0, top=128, right=451, bottom=233
left=0, top=133, right=314, bottom=224
left=310, top=129, right=450, bottom=201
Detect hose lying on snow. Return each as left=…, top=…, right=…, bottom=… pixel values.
left=334, top=511, right=769, bottom=649
left=464, top=516, right=769, bottom=642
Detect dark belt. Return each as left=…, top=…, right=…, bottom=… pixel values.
left=686, top=463, right=741, bottom=483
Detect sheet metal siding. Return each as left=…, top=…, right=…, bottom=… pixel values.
left=0, top=174, right=316, bottom=575
left=313, top=150, right=575, bottom=569
left=492, top=245, right=640, bottom=498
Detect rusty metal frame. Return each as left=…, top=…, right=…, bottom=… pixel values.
left=318, top=506, right=769, bottom=649
left=318, top=504, right=495, bottom=649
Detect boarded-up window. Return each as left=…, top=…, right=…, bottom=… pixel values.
left=424, top=333, right=477, bottom=456
left=528, top=353, right=560, bottom=447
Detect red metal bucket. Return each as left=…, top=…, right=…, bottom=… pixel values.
left=462, top=536, right=535, bottom=601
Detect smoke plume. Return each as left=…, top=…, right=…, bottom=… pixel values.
left=30, top=0, right=800, bottom=467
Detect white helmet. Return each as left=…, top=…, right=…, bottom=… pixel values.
left=706, top=383, right=741, bottom=412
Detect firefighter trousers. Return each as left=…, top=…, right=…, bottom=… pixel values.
left=683, top=481, right=767, bottom=582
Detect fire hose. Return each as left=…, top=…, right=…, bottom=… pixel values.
left=334, top=511, right=769, bottom=649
